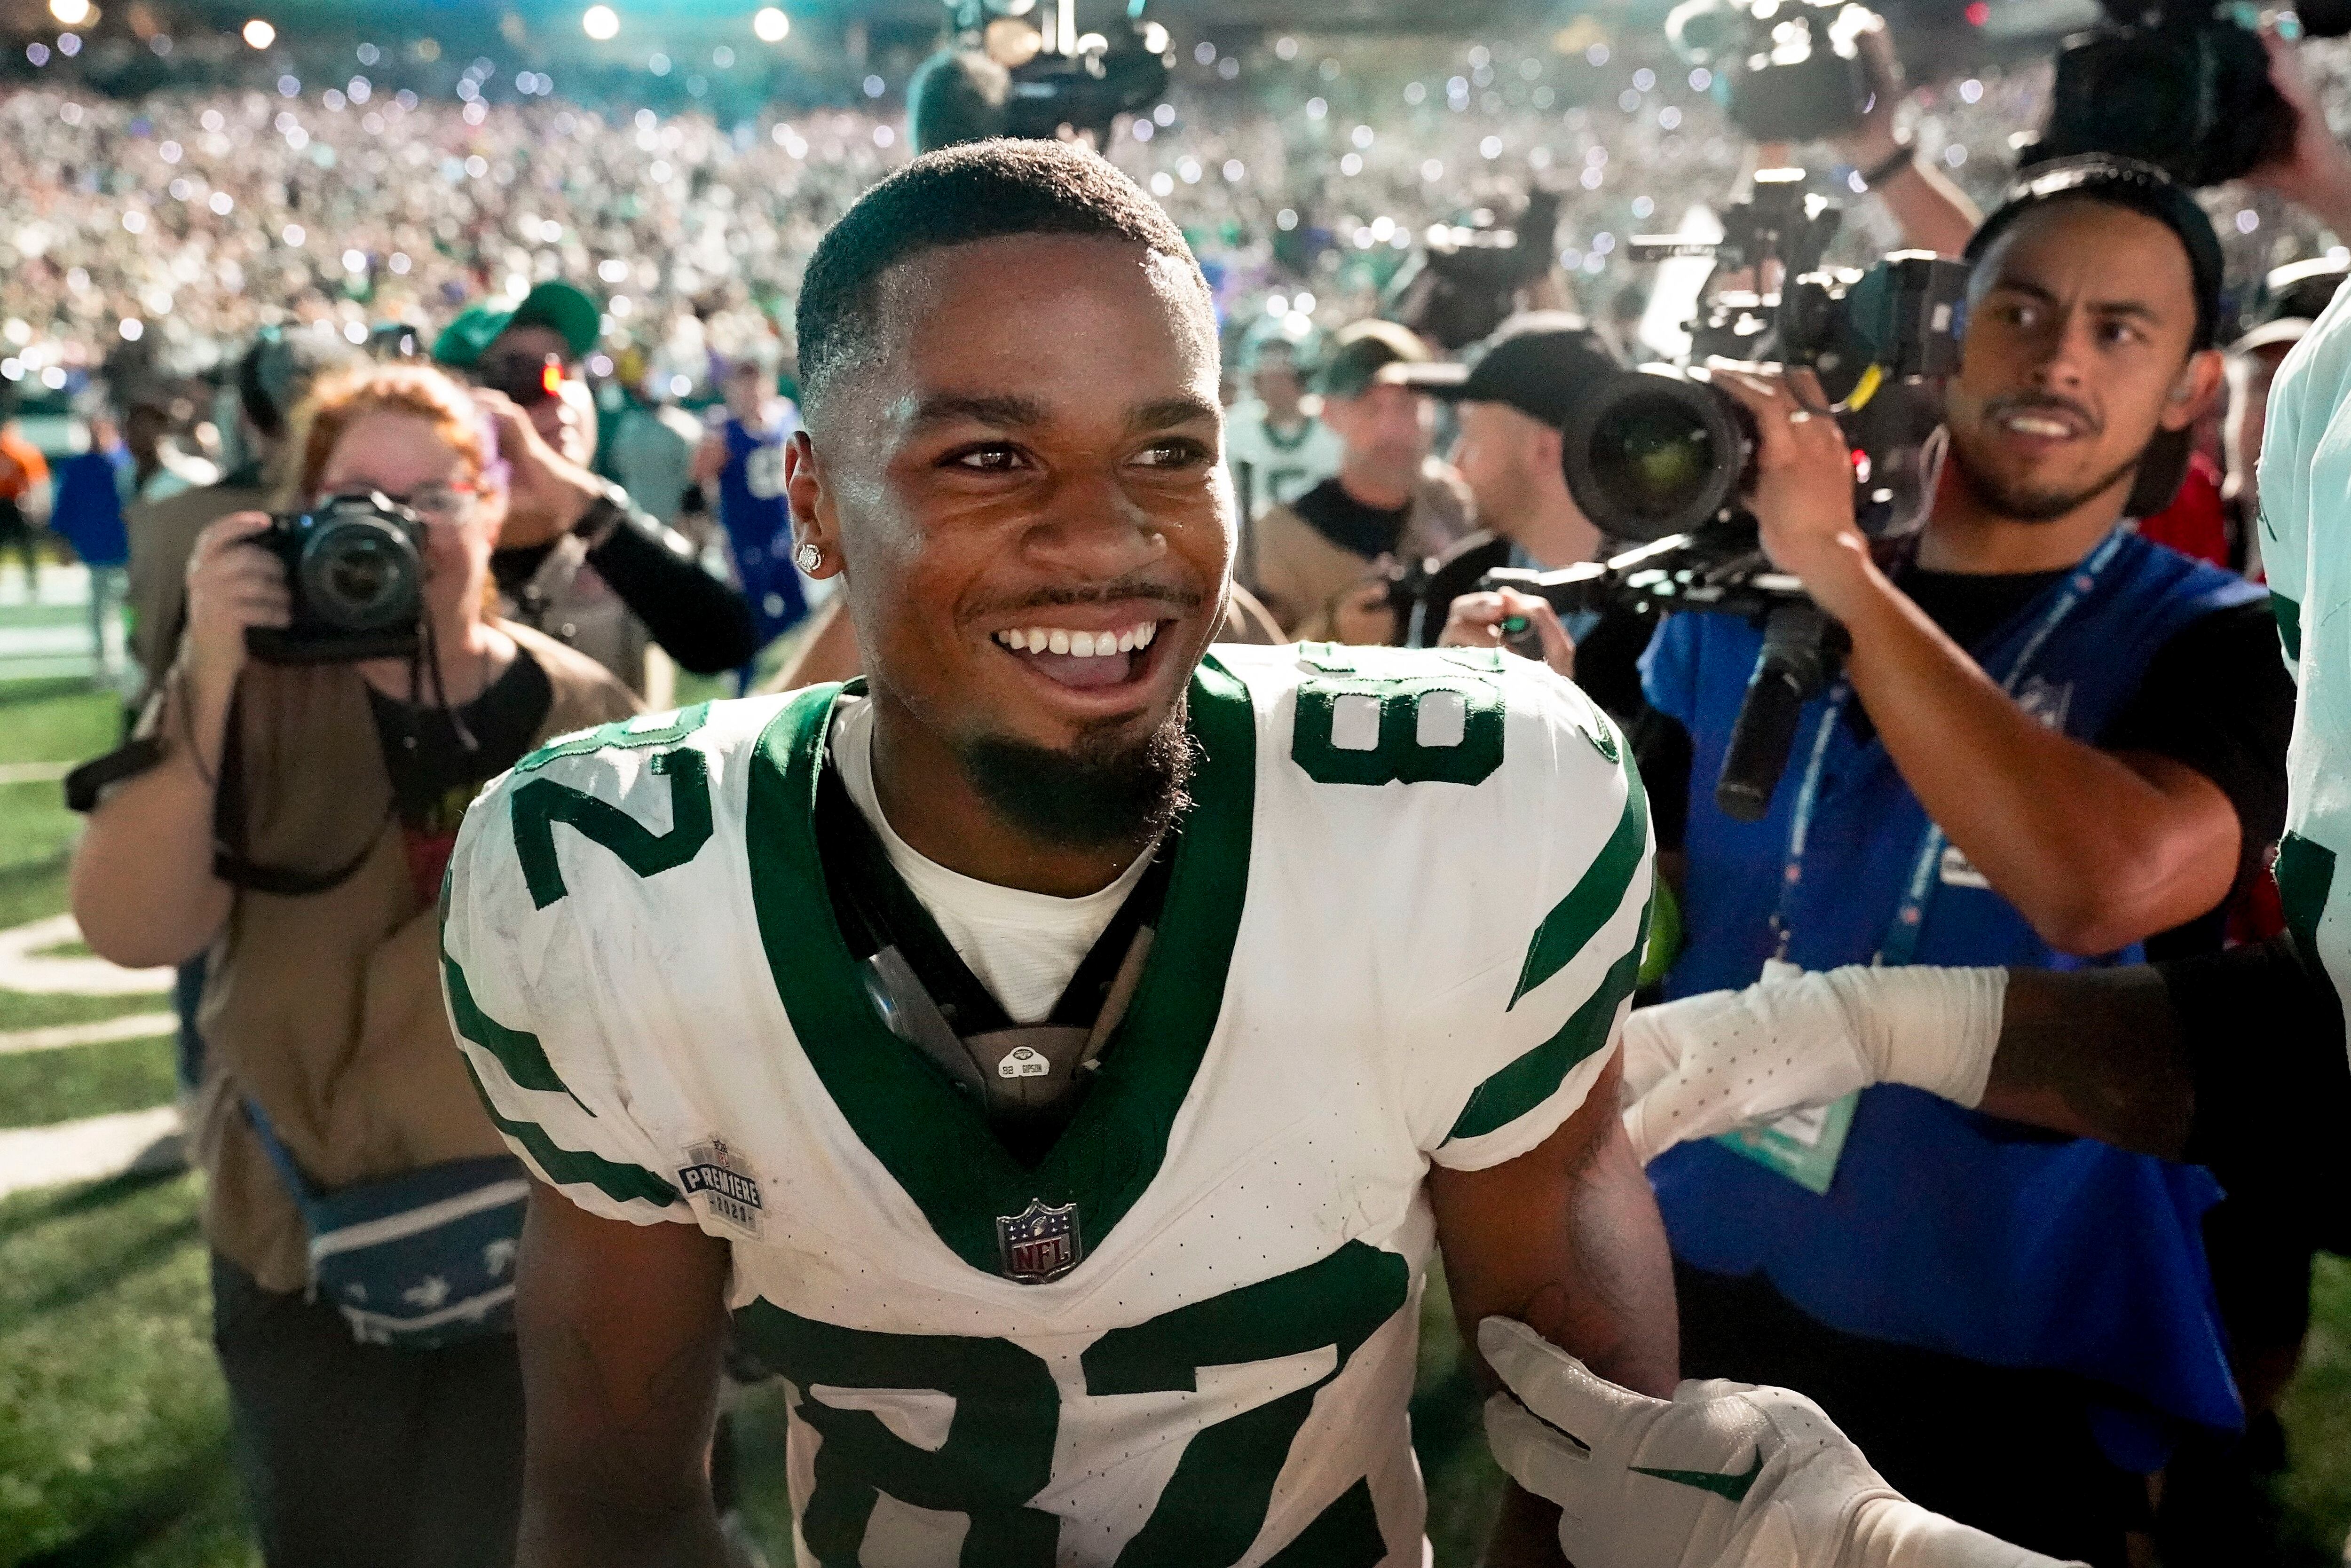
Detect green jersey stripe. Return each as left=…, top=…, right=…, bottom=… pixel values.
left=458, top=1059, right=680, bottom=1208
left=1449, top=905, right=1648, bottom=1145
left=2274, top=591, right=2304, bottom=664
left=442, top=950, right=590, bottom=1112
left=1508, top=750, right=1648, bottom=1010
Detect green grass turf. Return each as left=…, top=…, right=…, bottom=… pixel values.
left=0, top=1171, right=257, bottom=1568
left=2276, top=1254, right=2351, bottom=1559
left=0, top=1033, right=177, bottom=1131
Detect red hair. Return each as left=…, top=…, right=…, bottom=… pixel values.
left=279, top=362, right=491, bottom=508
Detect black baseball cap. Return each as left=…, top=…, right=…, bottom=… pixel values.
left=1382, top=311, right=1620, bottom=432
left=1964, top=156, right=2225, bottom=350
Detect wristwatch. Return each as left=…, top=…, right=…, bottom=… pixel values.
left=569, top=479, right=633, bottom=552
left=1857, top=139, right=1918, bottom=192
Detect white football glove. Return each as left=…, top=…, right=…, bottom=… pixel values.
left=1618, top=965, right=2008, bottom=1166
left=1479, top=1317, right=2079, bottom=1568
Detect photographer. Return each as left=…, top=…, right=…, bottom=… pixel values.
left=1248, top=319, right=1473, bottom=641
left=1637, top=158, right=2293, bottom=1561
left=434, top=284, right=759, bottom=690
left=67, top=363, right=640, bottom=1567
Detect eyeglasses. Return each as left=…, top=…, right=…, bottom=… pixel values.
left=380, top=483, right=482, bottom=522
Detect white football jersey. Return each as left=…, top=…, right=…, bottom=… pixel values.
left=441, top=642, right=1653, bottom=1568
left=2258, top=277, right=2351, bottom=1028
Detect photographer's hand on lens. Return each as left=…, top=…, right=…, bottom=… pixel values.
left=1710, top=362, right=1885, bottom=622
left=1440, top=588, right=1577, bottom=680
left=182, top=511, right=291, bottom=734
left=2243, top=31, right=2351, bottom=238
left=475, top=389, right=598, bottom=550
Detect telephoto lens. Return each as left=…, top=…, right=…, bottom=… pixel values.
left=1562, top=367, right=1756, bottom=542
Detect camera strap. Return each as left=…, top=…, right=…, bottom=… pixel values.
left=811, top=753, right=1174, bottom=1146
left=210, top=686, right=391, bottom=897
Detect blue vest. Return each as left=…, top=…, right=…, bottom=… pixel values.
left=1640, top=529, right=2263, bottom=1471
left=719, top=413, right=805, bottom=643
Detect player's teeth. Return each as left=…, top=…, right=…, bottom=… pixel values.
left=1026, top=628, right=1049, bottom=651
left=1071, top=630, right=1097, bottom=657
left=1116, top=628, right=1136, bottom=653
left=1136, top=622, right=1157, bottom=648
left=1000, top=629, right=1027, bottom=651
left=1048, top=629, right=1071, bottom=655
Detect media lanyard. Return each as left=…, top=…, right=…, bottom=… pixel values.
left=1768, top=524, right=2130, bottom=973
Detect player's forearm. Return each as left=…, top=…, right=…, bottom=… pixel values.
left=1977, top=966, right=2191, bottom=1158
left=1833, top=567, right=2232, bottom=952
left=516, top=1486, right=729, bottom=1568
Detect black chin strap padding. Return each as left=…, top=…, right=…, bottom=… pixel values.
left=815, top=737, right=1179, bottom=1130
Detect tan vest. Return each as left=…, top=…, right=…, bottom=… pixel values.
left=1247, top=462, right=1474, bottom=641
left=174, top=624, right=639, bottom=1291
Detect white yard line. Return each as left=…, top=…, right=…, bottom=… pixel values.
left=0, top=1105, right=183, bottom=1200
left=0, top=913, right=174, bottom=995
left=0, top=1012, right=175, bottom=1056
left=0, top=761, right=72, bottom=785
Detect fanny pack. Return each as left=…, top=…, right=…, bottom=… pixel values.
left=243, top=1099, right=529, bottom=1348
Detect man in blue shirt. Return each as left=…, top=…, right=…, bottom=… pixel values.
left=696, top=357, right=809, bottom=674
left=1637, top=158, right=2294, bottom=1563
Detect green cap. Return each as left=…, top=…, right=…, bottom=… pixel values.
left=432, top=280, right=602, bottom=368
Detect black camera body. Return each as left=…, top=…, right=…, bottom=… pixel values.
left=1667, top=0, right=1880, bottom=144
left=1567, top=175, right=1966, bottom=542
left=1003, top=46, right=1169, bottom=142
left=2027, top=0, right=2351, bottom=188
left=245, top=492, right=426, bottom=665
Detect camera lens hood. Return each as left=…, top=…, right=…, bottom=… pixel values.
left=1562, top=365, right=1750, bottom=543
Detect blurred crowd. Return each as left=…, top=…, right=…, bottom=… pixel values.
left=7, top=28, right=2351, bottom=421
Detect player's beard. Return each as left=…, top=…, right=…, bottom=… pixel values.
left=1945, top=417, right=2145, bottom=524
left=961, top=695, right=1201, bottom=852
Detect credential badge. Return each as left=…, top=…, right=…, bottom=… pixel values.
left=677, top=1137, right=765, bottom=1237
left=996, top=1197, right=1083, bottom=1284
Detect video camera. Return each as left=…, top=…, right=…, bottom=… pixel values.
left=1487, top=172, right=1965, bottom=821
left=2025, top=0, right=2351, bottom=188
left=936, top=0, right=1169, bottom=146
left=245, top=492, right=426, bottom=664
left=1665, top=0, right=1885, bottom=144
left=1389, top=189, right=1567, bottom=352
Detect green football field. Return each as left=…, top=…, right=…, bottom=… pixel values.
left=1, top=668, right=2345, bottom=1567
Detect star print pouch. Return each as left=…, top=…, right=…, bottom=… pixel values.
left=242, top=1099, right=530, bottom=1347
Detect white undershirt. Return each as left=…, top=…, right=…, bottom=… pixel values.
left=831, top=697, right=1154, bottom=1024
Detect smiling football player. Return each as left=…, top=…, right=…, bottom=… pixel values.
left=441, top=140, right=1673, bottom=1568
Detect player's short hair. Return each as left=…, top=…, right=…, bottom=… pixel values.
left=795, top=139, right=1206, bottom=419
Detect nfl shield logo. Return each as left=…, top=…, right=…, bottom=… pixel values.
left=996, top=1198, right=1083, bottom=1284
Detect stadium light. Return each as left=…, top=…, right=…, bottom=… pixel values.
left=241, top=16, right=274, bottom=48
left=49, top=0, right=91, bottom=26
left=581, top=5, right=619, bottom=40
left=753, top=6, right=789, bottom=42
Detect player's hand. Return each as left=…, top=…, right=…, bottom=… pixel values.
left=476, top=388, right=597, bottom=549
left=1618, top=981, right=1876, bottom=1165
left=1619, top=967, right=2007, bottom=1166
left=1482, top=1316, right=2080, bottom=1568
left=182, top=511, right=289, bottom=710
left=1329, top=565, right=1400, bottom=646
left=2244, top=32, right=2351, bottom=236
left=1708, top=362, right=1878, bottom=621
left=1440, top=588, right=1576, bottom=680
left=1481, top=1316, right=1899, bottom=1568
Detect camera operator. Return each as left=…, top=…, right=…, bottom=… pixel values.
left=433, top=283, right=758, bottom=691
left=1248, top=319, right=1473, bottom=641
left=1635, top=158, right=2293, bottom=1561
left=66, top=362, right=641, bottom=1566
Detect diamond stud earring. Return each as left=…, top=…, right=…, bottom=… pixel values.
left=795, top=543, right=823, bottom=573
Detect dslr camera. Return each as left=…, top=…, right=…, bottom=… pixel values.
left=1665, top=0, right=1885, bottom=143
left=2026, top=0, right=2351, bottom=188
left=1487, top=172, right=1964, bottom=820
left=245, top=492, right=426, bottom=664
